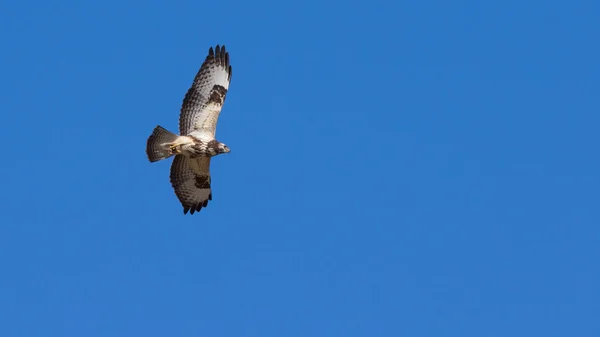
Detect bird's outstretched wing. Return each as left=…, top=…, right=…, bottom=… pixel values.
left=179, top=45, right=232, bottom=137
left=170, top=155, right=213, bottom=215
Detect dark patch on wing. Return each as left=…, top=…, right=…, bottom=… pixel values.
left=194, top=175, right=211, bottom=189
left=207, top=85, right=228, bottom=105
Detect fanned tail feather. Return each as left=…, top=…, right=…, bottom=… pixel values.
left=146, top=125, right=179, bottom=162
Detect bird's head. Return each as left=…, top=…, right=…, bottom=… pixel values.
left=217, top=143, right=231, bottom=154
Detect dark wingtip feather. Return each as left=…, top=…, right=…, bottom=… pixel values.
left=182, top=201, right=210, bottom=215
left=203, top=44, right=232, bottom=81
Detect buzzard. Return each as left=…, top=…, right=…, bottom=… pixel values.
left=146, top=45, right=232, bottom=215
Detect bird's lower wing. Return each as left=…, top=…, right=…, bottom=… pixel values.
left=169, top=155, right=212, bottom=215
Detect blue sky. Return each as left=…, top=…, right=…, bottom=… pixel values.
left=1, top=0, right=599, bottom=336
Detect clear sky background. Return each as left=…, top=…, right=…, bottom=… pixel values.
left=1, top=0, right=599, bottom=336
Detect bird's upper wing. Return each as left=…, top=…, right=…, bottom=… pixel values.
left=170, top=155, right=213, bottom=215
left=179, top=45, right=232, bottom=137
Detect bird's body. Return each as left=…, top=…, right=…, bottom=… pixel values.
left=146, top=45, right=232, bottom=215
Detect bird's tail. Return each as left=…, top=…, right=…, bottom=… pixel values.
left=146, top=125, right=179, bottom=162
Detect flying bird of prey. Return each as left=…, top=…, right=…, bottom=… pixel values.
left=146, top=45, right=232, bottom=215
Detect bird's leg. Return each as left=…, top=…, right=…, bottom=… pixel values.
left=163, top=136, right=192, bottom=155
left=169, top=143, right=180, bottom=154
left=162, top=142, right=182, bottom=155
